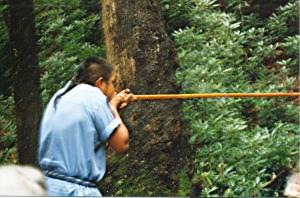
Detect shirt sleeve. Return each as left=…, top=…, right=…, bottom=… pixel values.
left=91, top=98, right=122, bottom=142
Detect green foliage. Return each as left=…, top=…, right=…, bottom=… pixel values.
left=0, top=3, right=11, bottom=96
left=0, top=3, right=16, bottom=163
left=34, top=0, right=105, bottom=103
left=178, top=169, right=193, bottom=196
left=266, top=1, right=299, bottom=40
left=174, top=0, right=299, bottom=196
left=0, top=0, right=298, bottom=196
left=101, top=155, right=172, bottom=196
left=277, top=35, right=299, bottom=75
left=0, top=0, right=105, bottom=163
left=161, top=0, right=194, bottom=33
left=0, top=96, right=17, bottom=164
left=0, top=5, right=7, bottom=53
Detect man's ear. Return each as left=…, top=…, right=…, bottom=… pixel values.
left=95, top=77, right=104, bottom=88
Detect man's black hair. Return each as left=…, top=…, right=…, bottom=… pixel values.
left=53, top=57, right=114, bottom=108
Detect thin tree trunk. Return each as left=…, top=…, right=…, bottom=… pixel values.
left=101, top=0, right=192, bottom=196
left=6, top=0, right=42, bottom=165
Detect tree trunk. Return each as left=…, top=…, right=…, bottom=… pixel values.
left=6, top=0, right=42, bottom=165
left=101, top=0, right=192, bottom=196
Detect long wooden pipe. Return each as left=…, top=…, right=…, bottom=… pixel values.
left=134, top=92, right=300, bottom=100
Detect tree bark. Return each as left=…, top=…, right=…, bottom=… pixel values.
left=101, top=0, right=192, bottom=196
left=6, top=0, right=42, bottom=165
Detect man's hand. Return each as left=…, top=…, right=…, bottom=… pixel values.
left=110, top=89, right=136, bottom=110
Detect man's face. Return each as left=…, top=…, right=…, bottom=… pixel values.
left=103, top=74, right=116, bottom=100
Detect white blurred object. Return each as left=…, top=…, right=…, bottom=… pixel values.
left=284, top=173, right=300, bottom=198
left=0, top=164, right=47, bottom=196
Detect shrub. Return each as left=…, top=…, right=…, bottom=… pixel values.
left=174, top=0, right=299, bottom=196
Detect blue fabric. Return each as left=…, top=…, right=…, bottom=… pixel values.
left=45, top=176, right=101, bottom=196
left=38, top=83, right=121, bottom=196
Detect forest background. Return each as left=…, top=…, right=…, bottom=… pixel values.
left=0, top=0, right=299, bottom=197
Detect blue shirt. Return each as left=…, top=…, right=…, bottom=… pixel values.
left=38, top=83, right=121, bottom=196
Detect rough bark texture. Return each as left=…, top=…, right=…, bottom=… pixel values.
left=6, top=0, right=42, bottom=165
left=101, top=0, right=192, bottom=196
